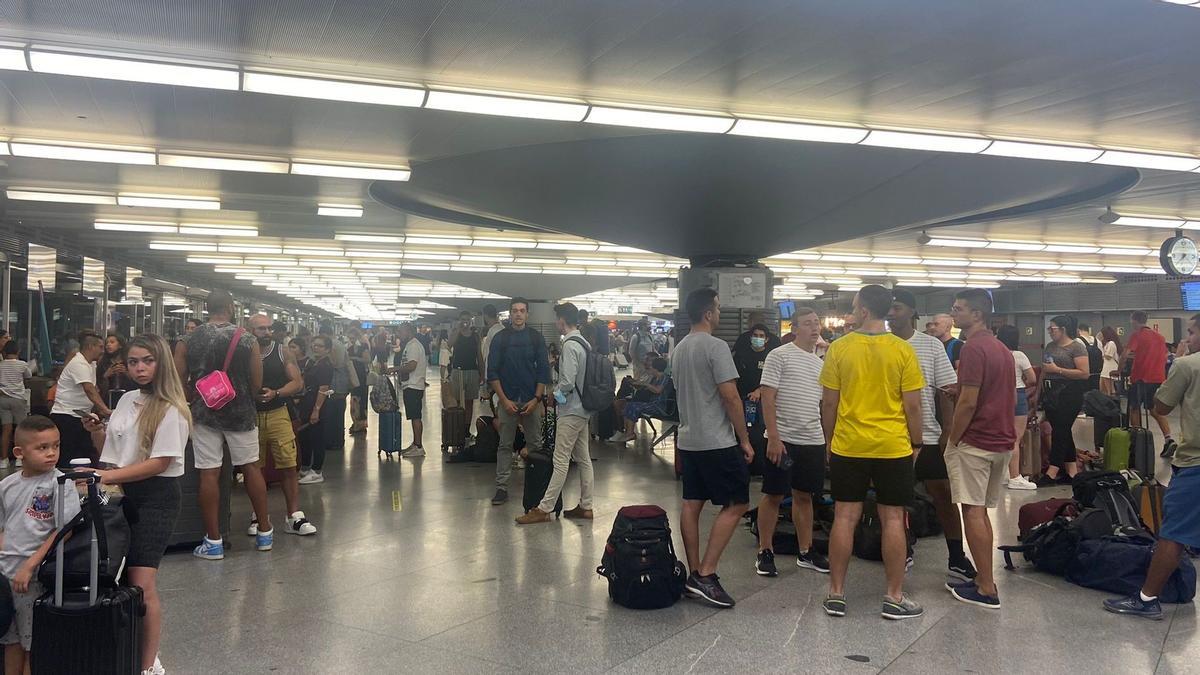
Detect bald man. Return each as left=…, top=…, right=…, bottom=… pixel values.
left=929, top=313, right=964, bottom=369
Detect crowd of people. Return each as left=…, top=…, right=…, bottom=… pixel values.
left=0, top=282, right=1190, bottom=673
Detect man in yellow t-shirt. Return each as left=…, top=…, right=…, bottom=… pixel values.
left=819, top=285, right=925, bottom=621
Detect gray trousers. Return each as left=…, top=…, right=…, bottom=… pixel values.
left=496, top=398, right=544, bottom=489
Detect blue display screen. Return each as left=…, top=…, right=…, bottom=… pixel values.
left=778, top=300, right=795, bottom=319
left=1182, top=282, right=1200, bottom=311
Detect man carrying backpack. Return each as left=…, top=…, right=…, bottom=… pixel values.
left=517, top=303, right=594, bottom=524
left=1104, top=312, right=1200, bottom=620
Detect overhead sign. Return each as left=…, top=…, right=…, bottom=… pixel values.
left=617, top=305, right=633, bottom=314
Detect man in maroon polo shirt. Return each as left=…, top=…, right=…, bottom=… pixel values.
left=944, top=288, right=1015, bottom=609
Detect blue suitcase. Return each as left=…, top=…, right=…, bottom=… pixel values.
left=378, top=410, right=403, bottom=457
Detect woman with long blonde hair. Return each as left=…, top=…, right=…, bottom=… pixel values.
left=83, top=333, right=190, bottom=675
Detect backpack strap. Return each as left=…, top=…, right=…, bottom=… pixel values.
left=221, top=327, right=245, bottom=373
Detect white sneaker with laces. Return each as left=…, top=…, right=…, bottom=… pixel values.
left=401, top=444, right=426, bottom=458
left=247, top=518, right=259, bottom=536
left=287, top=511, right=318, bottom=535
left=298, top=471, right=324, bottom=485
left=606, top=432, right=627, bottom=443
left=1007, top=476, right=1037, bottom=491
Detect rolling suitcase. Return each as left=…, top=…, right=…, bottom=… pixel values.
left=1124, top=388, right=1156, bottom=480
left=523, top=405, right=562, bottom=516
left=32, top=472, right=144, bottom=674
left=441, top=406, right=468, bottom=454
left=377, top=410, right=403, bottom=457
left=1103, top=427, right=1131, bottom=471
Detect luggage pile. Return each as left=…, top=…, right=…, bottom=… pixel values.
left=998, top=470, right=1195, bottom=603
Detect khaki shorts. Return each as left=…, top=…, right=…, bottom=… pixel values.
left=256, top=407, right=298, bottom=470
left=0, top=395, right=25, bottom=425
left=1, top=578, right=42, bottom=650
left=945, top=442, right=1011, bottom=508
left=192, top=423, right=259, bottom=469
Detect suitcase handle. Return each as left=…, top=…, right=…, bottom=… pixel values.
left=52, top=473, right=104, bottom=608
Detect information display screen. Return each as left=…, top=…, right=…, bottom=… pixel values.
left=1181, top=281, right=1200, bottom=311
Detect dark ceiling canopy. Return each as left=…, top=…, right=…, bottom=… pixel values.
left=372, top=134, right=1138, bottom=259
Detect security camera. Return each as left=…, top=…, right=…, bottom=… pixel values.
left=916, top=232, right=931, bottom=245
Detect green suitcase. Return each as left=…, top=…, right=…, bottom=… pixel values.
left=1103, top=427, right=1131, bottom=471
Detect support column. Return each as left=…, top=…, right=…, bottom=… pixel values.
left=525, top=300, right=557, bottom=340
left=676, top=263, right=775, bottom=343
left=1, top=261, right=10, bottom=335
left=149, top=292, right=164, bottom=335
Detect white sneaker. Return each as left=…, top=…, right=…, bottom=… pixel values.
left=12, top=458, right=20, bottom=468
left=286, top=511, right=318, bottom=536
left=298, top=468, right=312, bottom=478
left=401, top=444, right=426, bottom=458
left=298, top=471, right=324, bottom=485
left=606, top=432, right=627, bottom=443
left=247, top=517, right=259, bottom=536
left=1007, top=476, right=1037, bottom=491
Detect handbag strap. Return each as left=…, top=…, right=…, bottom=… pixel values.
left=221, top=327, right=245, bottom=373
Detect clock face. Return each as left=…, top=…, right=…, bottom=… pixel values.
left=1161, top=235, right=1200, bottom=276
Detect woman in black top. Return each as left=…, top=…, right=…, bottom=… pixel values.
left=98, top=332, right=135, bottom=408
left=297, top=337, right=333, bottom=484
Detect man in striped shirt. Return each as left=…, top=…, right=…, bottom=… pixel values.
left=753, top=307, right=831, bottom=577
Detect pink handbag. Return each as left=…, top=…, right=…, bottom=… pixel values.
left=195, top=326, right=244, bottom=410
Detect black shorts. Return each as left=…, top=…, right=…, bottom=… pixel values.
left=681, top=446, right=750, bottom=506
left=1129, top=382, right=1160, bottom=411
left=913, top=443, right=947, bottom=481
left=761, top=443, right=826, bottom=496
left=402, top=388, right=425, bottom=420
left=829, top=454, right=915, bottom=506
left=121, top=477, right=181, bottom=569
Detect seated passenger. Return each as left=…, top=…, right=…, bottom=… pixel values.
left=609, top=358, right=672, bottom=444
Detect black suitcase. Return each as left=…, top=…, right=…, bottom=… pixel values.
left=523, top=456, right=563, bottom=516
left=32, top=472, right=144, bottom=674
left=441, top=407, right=468, bottom=453
left=1128, top=393, right=1156, bottom=480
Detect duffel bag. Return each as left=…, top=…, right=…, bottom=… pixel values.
left=1066, top=534, right=1197, bottom=604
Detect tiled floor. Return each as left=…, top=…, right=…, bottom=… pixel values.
left=157, top=370, right=1196, bottom=674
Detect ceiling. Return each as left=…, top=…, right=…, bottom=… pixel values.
left=2, top=0, right=1200, bottom=317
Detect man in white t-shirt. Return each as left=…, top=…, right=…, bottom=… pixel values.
left=392, top=323, right=428, bottom=457
left=888, top=290, right=976, bottom=583
left=754, top=307, right=830, bottom=577
left=49, top=333, right=110, bottom=467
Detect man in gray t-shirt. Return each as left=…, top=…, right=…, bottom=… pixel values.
left=671, top=288, right=753, bottom=610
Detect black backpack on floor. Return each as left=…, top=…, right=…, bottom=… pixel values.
left=998, top=505, right=1112, bottom=575
left=596, top=505, right=686, bottom=610
left=1072, top=470, right=1148, bottom=535
left=853, top=496, right=915, bottom=561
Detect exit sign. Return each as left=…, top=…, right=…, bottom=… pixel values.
left=618, top=305, right=633, bottom=314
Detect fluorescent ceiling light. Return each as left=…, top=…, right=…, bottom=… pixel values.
left=871, top=256, right=922, bottom=264
left=218, top=244, right=282, bottom=254
left=6, top=189, right=115, bottom=205
left=178, top=224, right=258, bottom=237
left=537, top=241, right=599, bottom=251
left=405, top=252, right=459, bottom=260
left=860, top=130, right=990, bottom=154
left=585, top=105, right=734, bottom=133
left=543, top=268, right=587, bottom=275
left=317, top=203, right=363, bottom=218
left=1041, top=275, right=1082, bottom=283
left=459, top=254, right=514, bottom=263
left=1099, top=247, right=1153, bottom=256
left=727, top=119, right=868, bottom=143
left=986, top=241, right=1046, bottom=251
left=425, top=90, right=588, bottom=122
left=158, top=153, right=291, bottom=174
left=473, top=238, right=537, bottom=249
left=1045, top=244, right=1100, bottom=254
left=819, top=253, right=872, bottom=262
left=450, top=264, right=498, bottom=273
left=405, top=235, right=472, bottom=247
left=244, top=258, right=298, bottom=267
left=1014, top=262, right=1061, bottom=270
left=1102, top=265, right=1147, bottom=273
left=922, top=258, right=971, bottom=266
left=335, top=234, right=402, bottom=243
left=1080, top=277, right=1119, bottom=284
left=94, top=220, right=176, bottom=233
left=149, top=241, right=217, bottom=251
left=926, top=237, right=988, bottom=248
left=29, top=49, right=239, bottom=90
left=1093, top=150, right=1200, bottom=172
left=284, top=246, right=343, bottom=256
left=981, top=140, right=1103, bottom=162
left=0, top=46, right=27, bottom=71
left=1108, top=215, right=1188, bottom=229
left=11, top=140, right=156, bottom=165
left=345, top=250, right=397, bottom=259
left=401, top=263, right=450, bottom=271
left=117, top=193, right=221, bottom=210
left=242, top=71, right=424, bottom=107
left=1060, top=264, right=1106, bottom=271
left=290, top=160, right=410, bottom=181
left=186, top=256, right=242, bottom=264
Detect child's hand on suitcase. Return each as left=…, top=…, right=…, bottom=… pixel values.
left=12, top=562, right=33, bottom=593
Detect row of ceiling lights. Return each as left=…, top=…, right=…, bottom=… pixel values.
left=9, top=188, right=365, bottom=218
left=4, top=43, right=1200, bottom=173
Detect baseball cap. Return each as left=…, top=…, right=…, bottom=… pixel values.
left=892, top=289, right=919, bottom=319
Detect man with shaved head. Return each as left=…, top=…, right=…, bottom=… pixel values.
left=929, top=313, right=964, bottom=369
left=249, top=314, right=317, bottom=537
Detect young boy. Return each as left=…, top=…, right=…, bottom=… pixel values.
left=0, top=415, right=81, bottom=674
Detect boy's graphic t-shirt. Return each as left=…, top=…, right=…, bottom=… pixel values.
left=0, top=469, right=80, bottom=577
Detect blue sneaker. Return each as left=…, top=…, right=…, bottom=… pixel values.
left=950, top=582, right=1001, bottom=609
left=1103, top=594, right=1163, bottom=620
left=255, top=528, right=274, bottom=552
left=944, top=578, right=976, bottom=592
left=193, top=537, right=224, bottom=560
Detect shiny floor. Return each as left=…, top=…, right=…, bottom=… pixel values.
left=157, top=370, right=1196, bottom=674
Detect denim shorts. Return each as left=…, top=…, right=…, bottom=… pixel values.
left=1161, top=465, right=1200, bottom=549
left=1015, top=388, right=1029, bottom=416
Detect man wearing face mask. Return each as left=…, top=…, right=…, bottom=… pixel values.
left=733, top=324, right=775, bottom=476
left=249, top=314, right=317, bottom=537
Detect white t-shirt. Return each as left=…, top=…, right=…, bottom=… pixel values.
left=759, top=342, right=825, bottom=445
left=100, top=390, right=188, bottom=478
left=1013, top=350, right=1033, bottom=389
left=907, top=331, right=958, bottom=444
left=401, top=338, right=428, bottom=391
left=480, top=322, right=504, bottom=375
left=1102, top=341, right=1119, bottom=380
left=50, top=353, right=96, bottom=417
